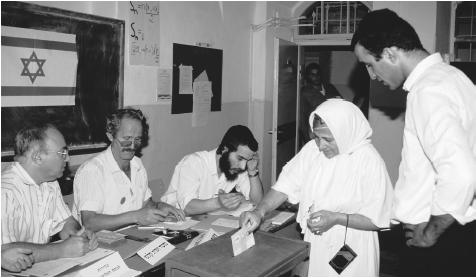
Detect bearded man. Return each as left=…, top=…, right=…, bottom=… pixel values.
left=161, top=125, right=264, bottom=215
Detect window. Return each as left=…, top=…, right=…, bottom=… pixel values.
left=298, top=1, right=369, bottom=37
left=453, top=2, right=476, bottom=61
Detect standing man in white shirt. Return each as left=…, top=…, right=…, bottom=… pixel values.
left=161, top=125, right=264, bottom=215
left=73, top=108, right=184, bottom=232
left=352, top=9, right=476, bottom=276
left=1, top=124, right=97, bottom=266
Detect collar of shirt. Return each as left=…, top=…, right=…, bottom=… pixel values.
left=12, top=162, right=40, bottom=187
left=103, top=146, right=141, bottom=175
left=205, top=148, right=219, bottom=176
left=403, top=53, right=443, bottom=93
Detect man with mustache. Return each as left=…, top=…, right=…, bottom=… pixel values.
left=161, top=125, right=264, bottom=215
left=73, top=108, right=184, bottom=232
left=1, top=124, right=97, bottom=270
left=352, top=9, right=476, bottom=276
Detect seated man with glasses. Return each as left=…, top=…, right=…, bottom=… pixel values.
left=73, top=108, right=184, bottom=232
left=1, top=124, right=98, bottom=269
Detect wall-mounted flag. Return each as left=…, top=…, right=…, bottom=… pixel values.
left=1, top=26, right=77, bottom=107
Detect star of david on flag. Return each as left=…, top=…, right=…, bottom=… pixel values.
left=2, top=26, right=78, bottom=107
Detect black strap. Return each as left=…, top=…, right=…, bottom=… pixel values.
left=344, top=214, right=349, bottom=245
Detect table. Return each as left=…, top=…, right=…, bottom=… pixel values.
left=164, top=230, right=310, bottom=276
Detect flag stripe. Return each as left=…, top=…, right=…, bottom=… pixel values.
left=1, top=36, right=76, bottom=52
left=1, top=86, right=75, bottom=96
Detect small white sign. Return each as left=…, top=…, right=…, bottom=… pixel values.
left=76, top=251, right=140, bottom=277
left=137, top=236, right=175, bottom=265
left=231, top=227, right=255, bottom=256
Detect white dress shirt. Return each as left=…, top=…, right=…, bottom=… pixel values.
left=394, top=53, right=476, bottom=225
left=73, top=146, right=151, bottom=220
left=1, top=162, right=71, bottom=244
left=161, top=149, right=251, bottom=209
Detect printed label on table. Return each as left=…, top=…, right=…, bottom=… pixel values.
left=76, top=251, right=140, bottom=277
left=137, top=236, right=175, bottom=265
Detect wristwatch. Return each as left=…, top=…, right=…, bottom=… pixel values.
left=248, top=169, right=259, bottom=177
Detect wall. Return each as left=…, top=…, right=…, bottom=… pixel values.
left=29, top=1, right=255, bottom=198
left=250, top=1, right=294, bottom=187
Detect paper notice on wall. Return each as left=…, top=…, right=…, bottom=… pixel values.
left=192, top=81, right=212, bottom=127
left=179, top=65, right=193, bottom=94
left=129, top=1, right=160, bottom=66
left=157, top=68, right=172, bottom=103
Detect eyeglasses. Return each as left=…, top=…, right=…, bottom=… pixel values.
left=117, top=137, right=142, bottom=147
left=46, top=149, right=69, bottom=160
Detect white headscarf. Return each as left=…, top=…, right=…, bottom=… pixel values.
left=309, top=98, right=372, bottom=154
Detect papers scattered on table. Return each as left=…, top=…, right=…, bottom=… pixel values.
left=15, top=248, right=114, bottom=277
left=231, top=227, right=255, bottom=256
left=208, top=201, right=255, bottom=217
left=211, top=218, right=240, bottom=229
left=270, top=211, right=295, bottom=225
left=137, top=236, right=175, bottom=265
left=185, top=228, right=222, bottom=251
left=139, top=217, right=199, bottom=231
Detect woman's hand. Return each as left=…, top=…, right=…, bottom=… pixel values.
left=307, top=210, right=340, bottom=235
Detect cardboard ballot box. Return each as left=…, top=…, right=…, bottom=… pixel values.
left=165, top=230, right=310, bottom=276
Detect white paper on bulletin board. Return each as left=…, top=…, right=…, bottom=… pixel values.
left=129, top=1, right=160, bottom=66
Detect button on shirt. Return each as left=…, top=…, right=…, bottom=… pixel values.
left=161, top=149, right=251, bottom=209
left=394, top=53, right=476, bottom=225
left=1, top=162, right=71, bottom=244
left=73, top=146, right=151, bottom=220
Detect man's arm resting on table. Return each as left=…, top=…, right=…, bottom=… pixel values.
left=185, top=198, right=221, bottom=216
left=81, top=206, right=169, bottom=232
left=4, top=236, right=90, bottom=263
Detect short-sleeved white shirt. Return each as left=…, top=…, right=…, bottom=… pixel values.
left=1, top=162, right=71, bottom=244
left=72, top=146, right=151, bottom=220
left=161, top=149, right=251, bottom=209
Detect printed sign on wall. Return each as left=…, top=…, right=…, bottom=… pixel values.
left=129, top=1, right=160, bottom=66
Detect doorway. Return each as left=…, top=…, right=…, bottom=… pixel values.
left=297, top=45, right=370, bottom=150
left=272, top=42, right=369, bottom=184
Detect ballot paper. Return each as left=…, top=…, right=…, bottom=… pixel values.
left=185, top=228, right=222, bottom=251
left=231, top=227, right=255, bottom=256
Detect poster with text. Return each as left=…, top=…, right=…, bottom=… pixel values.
left=129, top=1, right=160, bottom=66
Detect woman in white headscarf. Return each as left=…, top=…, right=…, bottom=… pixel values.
left=241, top=99, right=393, bottom=276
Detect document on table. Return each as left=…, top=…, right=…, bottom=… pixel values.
left=14, top=248, right=114, bottom=277
left=139, top=217, right=199, bottom=230
left=211, top=218, right=240, bottom=229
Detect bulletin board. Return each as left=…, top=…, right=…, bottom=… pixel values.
left=1, top=1, right=124, bottom=158
left=171, top=43, right=223, bottom=114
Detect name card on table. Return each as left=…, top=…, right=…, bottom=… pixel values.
left=231, top=227, right=255, bottom=256
left=76, top=251, right=140, bottom=277
left=137, top=236, right=175, bottom=265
